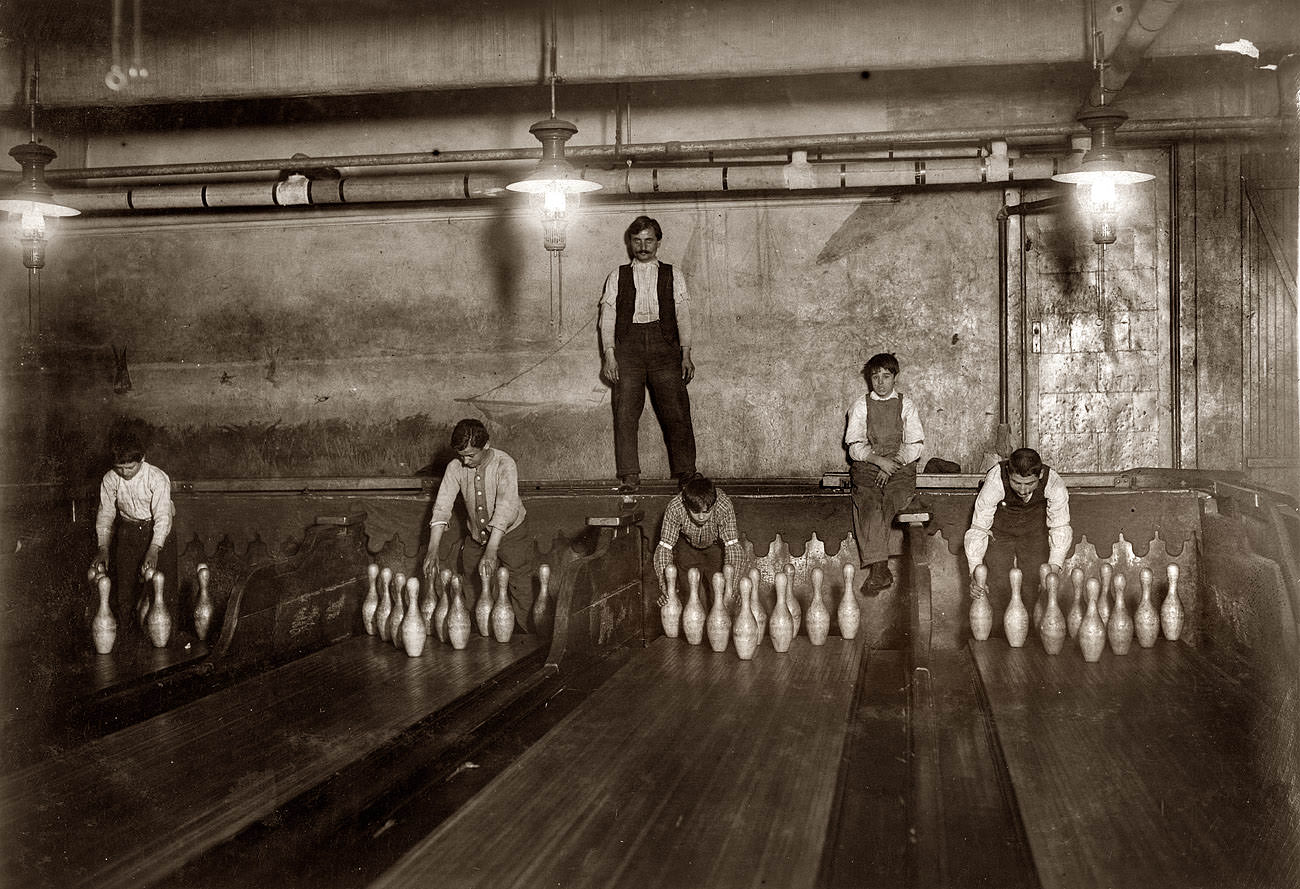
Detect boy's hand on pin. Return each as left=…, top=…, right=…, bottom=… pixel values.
left=480, top=551, right=499, bottom=575
left=422, top=555, right=439, bottom=578
left=140, top=544, right=161, bottom=577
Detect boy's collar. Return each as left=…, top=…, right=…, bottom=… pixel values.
left=868, top=390, right=900, bottom=401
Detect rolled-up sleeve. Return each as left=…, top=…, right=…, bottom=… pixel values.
left=1044, top=470, right=1073, bottom=566
left=898, top=396, right=925, bottom=465
left=598, top=270, right=619, bottom=352
left=488, top=457, right=522, bottom=532
left=428, top=469, right=462, bottom=528
left=845, top=397, right=872, bottom=463
left=962, top=467, right=1003, bottom=571
left=95, top=473, right=118, bottom=548
left=148, top=471, right=174, bottom=548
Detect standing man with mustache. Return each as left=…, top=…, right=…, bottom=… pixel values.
left=598, top=215, right=698, bottom=494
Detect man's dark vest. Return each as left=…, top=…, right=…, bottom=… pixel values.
left=991, top=460, right=1050, bottom=540
left=614, top=262, right=679, bottom=348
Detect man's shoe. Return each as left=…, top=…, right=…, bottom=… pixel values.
left=618, top=474, right=640, bottom=494
left=868, top=562, right=894, bottom=591
left=675, top=471, right=700, bottom=490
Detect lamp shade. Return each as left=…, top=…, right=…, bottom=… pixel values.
left=0, top=142, right=80, bottom=219
left=506, top=119, right=601, bottom=196
left=1051, top=108, right=1154, bottom=187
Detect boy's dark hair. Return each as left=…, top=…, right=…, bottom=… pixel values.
left=681, top=475, right=717, bottom=514
left=863, top=352, right=900, bottom=380
left=1008, top=447, right=1044, bottom=477
left=450, top=418, right=490, bottom=450
left=625, top=215, right=663, bottom=242
left=110, top=431, right=146, bottom=465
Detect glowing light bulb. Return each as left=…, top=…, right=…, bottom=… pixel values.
left=1088, top=177, right=1117, bottom=215
left=19, top=207, right=46, bottom=240
left=542, top=189, right=567, bottom=216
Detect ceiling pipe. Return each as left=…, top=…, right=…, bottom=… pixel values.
left=39, top=114, right=1288, bottom=185
left=66, top=154, right=1062, bottom=213
left=1081, top=0, right=1184, bottom=112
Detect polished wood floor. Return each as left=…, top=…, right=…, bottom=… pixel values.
left=1, top=633, right=542, bottom=889
left=973, top=639, right=1300, bottom=889
left=373, top=634, right=866, bottom=889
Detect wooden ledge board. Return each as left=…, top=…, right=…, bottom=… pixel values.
left=971, top=640, right=1300, bottom=889
left=1, top=634, right=543, bottom=889
left=373, top=634, right=867, bottom=889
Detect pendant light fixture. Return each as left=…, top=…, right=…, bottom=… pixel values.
left=0, top=53, right=80, bottom=270
left=505, top=7, right=600, bottom=253
left=1051, top=1, right=1153, bottom=245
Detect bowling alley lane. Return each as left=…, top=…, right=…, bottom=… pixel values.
left=0, top=633, right=544, bottom=889
left=371, top=634, right=867, bottom=889
left=972, top=640, right=1300, bottom=889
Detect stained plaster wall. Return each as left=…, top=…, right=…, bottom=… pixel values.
left=1, top=189, right=1007, bottom=481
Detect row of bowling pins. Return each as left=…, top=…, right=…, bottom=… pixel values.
left=88, top=563, right=214, bottom=654
left=361, top=562, right=552, bottom=658
left=970, top=561, right=1184, bottom=661
left=661, top=562, right=861, bottom=660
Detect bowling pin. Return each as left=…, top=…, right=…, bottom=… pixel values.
left=1134, top=566, right=1159, bottom=648
left=784, top=563, right=802, bottom=638
left=92, top=573, right=116, bottom=654
left=400, top=577, right=426, bottom=657
left=136, top=579, right=151, bottom=629
left=1161, top=563, right=1184, bottom=641
left=747, top=567, right=767, bottom=646
left=838, top=563, right=860, bottom=640
left=1098, top=562, right=1112, bottom=625
left=447, top=575, right=471, bottom=650
left=475, top=562, right=493, bottom=637
left=1078, top=577, right=1106, bottom=662
left=805, top=566, right=830, bottom=645
left=389, top=572, right=407, bottom=646
left=660, top=563, right=682, bottom=638
left=420, top=567, right=437, bottom=635
left=491, top=565, right=515, bottom=643
left=681, top=567, right=706, bottom=645
left=769, top=571, right=794, bottom=653
left=532, top=563, right=553, bottom=638
left=969, top=563, right=992, bottom=641
left=1108, top=572, right=1133, bottom=655
left=1033, top=562, right=1050, bottom=628
left=376, top=567, right=393, bottom=642
left=1067, top=567, right=1085, bottom=639
left=733, top=576, right=759, bottom=660
left=362, top=563, right=380, bottom=635
left=722, top=563, right=737, bottom=614
left=146, top=570, right=171, bottom=648
left=1004, top=566, right=1029, bottom=648
left=434, top=567, right=452, bottom=642
left=706, top=572, right=732, bottom=652
left=1038, top=570, right=1066, bottom=655
left=191, top=563, right=214, bottom=642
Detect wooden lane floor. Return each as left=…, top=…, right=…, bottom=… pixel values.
left=372, top=634, right=866, bottom=889
left=0, top=633, right=543, bottom=889
left=971, top=640, right=1300, bottom=889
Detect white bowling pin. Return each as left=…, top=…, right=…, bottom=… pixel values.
left=92, top=573, right=116, bottom=654
left=146, top=570, right=171, bottom=648
left=194, top=563, right=213, bottom=642
left=362, top=563, right=379, bottom=635
left=400, top=577, right=426, bottom=656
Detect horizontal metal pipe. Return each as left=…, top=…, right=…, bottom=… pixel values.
left=60, top=155, right=1072, bottom=212
left=41, top=115, right=1291, bottom=184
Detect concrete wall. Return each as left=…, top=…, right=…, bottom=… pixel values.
left=5, top=135, right=1292, bottom=487
left=1, top=189, right=1008, bottom=481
